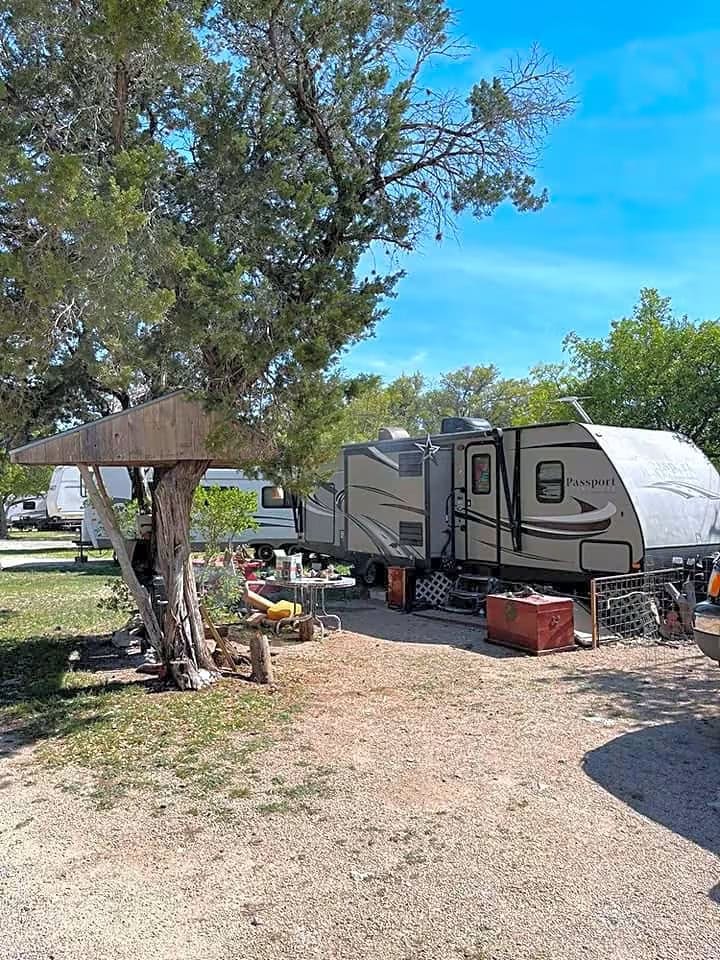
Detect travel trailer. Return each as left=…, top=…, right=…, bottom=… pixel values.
left=6, top=495, right=48, bottom=531
left=301, top=419, right=720, bottom=586
left=46, top=465, right=85, bottom=530
left=81, top=467, right=298, bottom=560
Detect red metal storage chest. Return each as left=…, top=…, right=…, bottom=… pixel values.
left=486, top=593, right=575, bottom=655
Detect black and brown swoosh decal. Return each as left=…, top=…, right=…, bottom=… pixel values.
left=460, top=497, right=616, bottom=541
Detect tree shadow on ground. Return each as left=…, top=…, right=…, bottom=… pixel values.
left=0, top=631, right=155, bottom=762
left=0, top=560, right=118, bottom=576
left=584, top=718, right=720, bottom=865
left=533, top=648, right=720, bottom=724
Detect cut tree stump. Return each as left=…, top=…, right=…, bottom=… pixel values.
left=249, top=631, right=273, bottom=684
left=298, top=615, right=315, bottom=643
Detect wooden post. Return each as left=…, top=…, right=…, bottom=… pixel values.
left=249, top=631, right=273, bottom=684
left=298, top=615, right=314, bottom=643
left=590, top=578, right=599, bottom=650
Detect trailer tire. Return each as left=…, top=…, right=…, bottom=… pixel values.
left=359, top=560, right=384, bottom=587
left=255, top=543, right=275, bottom=563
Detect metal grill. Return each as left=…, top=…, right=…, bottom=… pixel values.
left=590, top=568, right=697, bottom=647
left=398, top=452, right=422, bottom=477
left=398, top=520, right=424, bottom=546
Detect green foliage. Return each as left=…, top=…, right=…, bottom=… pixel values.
left=196, top=568, right=247, bottom=622
left=308, top=290, right=720, bottom=471
left=423, top=365, right=522, bottom=427
left=320, top=362, right=577, bottom=448
left=191, top=486, right=259, bottom=559
left=510, top=363, right=580, bottom=425
left=98, top=576, right=136, bottom=616
left=0, top=462, right=52, bottom=505
left=1, top=0, right=572, bottom=496
left=113, top=500, right=140, bottom=539
left=566, top=288, right=720, bottom=460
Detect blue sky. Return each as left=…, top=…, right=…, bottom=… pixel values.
left=343, top=3, right=720, bottom=381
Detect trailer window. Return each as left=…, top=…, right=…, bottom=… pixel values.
left=22, top=500, right=36, bottom=510
left=261, top=486, right=293, bottom=509
left=536, top=461, right=564, bottom=503
left=471, top=453, right=491, bottom=495
left=398, top=451, right=423, bottom=477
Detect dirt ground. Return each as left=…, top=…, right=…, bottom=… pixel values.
left=2, top=599, right=719, bottom=960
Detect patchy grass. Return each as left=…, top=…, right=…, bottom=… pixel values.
left=257, top=765, right=335, bottom=816
left=0, top=565, right=300, bottom=808
left=0, top=564, right=122, bottom=654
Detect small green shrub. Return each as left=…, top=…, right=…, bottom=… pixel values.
left=191, top=486, right=259, bottom=561
left=98, top=576, right=136, bottom=615
left=196, top=567, right=246, bottom=621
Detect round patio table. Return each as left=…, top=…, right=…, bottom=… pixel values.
left=253, top=576, right=355, bottom=638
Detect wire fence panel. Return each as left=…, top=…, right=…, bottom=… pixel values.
left=590, top=568, right=699, bottom=647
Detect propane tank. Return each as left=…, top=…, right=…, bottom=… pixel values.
left=693, top=556, right=720, bottom=664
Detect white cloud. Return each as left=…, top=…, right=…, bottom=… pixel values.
left=579, top=30, right=720, bottom=116
left=346, top=349, right=429, bottom=380
left=422, top=245, right=684, bottom=300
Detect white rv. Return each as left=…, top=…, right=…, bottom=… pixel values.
left=81, top=467, right=298, bottom=560
left=301, top=419, right=720, bottom=585
left=6, top=495, right=48, bottom=530
left=46, top=465, right=85, bottom=529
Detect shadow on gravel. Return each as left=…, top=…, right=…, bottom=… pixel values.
left=535, top=650, right=720, bottom=724
left=1, top=561, right=117, bottom=576
left=584, top=717, right=720, bottom=862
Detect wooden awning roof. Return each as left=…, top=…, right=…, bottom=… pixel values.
left=10, top=392, right=256, bottom=467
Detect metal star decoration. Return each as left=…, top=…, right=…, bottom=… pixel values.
left=414, top=433, right=439, bottom=464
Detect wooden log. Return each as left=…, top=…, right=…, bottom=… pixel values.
left=245, top=611, right=267, bottom=626
left=249, top=631, right=273, bottom=684
left=298, top=616, right=314, bottom=643
left=200, top=603, right=236, bottom=671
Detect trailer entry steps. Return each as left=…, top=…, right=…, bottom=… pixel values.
left=442, top=573, right=491, bottom=615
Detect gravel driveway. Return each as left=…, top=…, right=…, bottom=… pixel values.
left=1, top=600, right=719, bottom=960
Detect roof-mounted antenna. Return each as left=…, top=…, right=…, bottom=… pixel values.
left=555, top=396, right=594, bottom=424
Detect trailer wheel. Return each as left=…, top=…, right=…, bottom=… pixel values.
left=255, top=543, right=275, bottom=563
left=360, top=560, right=384, bottom=587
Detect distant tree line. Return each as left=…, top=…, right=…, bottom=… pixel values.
left=330, top=288, right=720, bottom=464
left=4, top=287, right=720, bottom=531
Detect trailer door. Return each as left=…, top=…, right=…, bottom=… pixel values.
left=303, top=481, right=336, bottom=545
left=456, top=441, right=497, bottom=565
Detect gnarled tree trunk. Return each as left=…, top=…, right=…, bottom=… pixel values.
left=152, top=461, right=215, bottom=689
left=80, top=461, right=216, bottom=691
